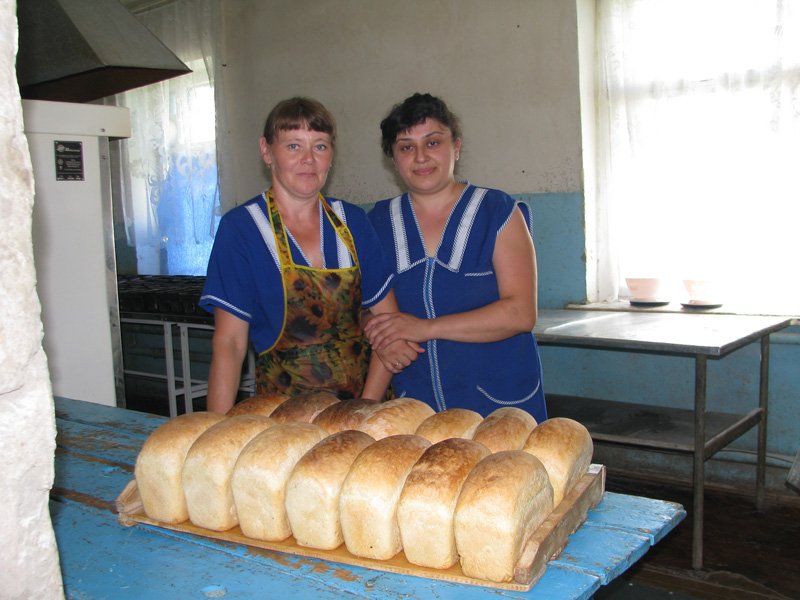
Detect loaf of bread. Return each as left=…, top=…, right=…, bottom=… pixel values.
left=523, top=417, right=593, bottom=506
left=181, top=415, right=275, bottom=531
left=134, top=411, right=226, bottom=523
left=340, top=434, right=431, bottom=559
left=472, top=406, right=537, bottom=452
left=285, top=429, right=375, bottom=549
left=454, top=450, right=554, bottom=582
left=397, top=438, right=490, bottom=568
left=414, top=408, right=483, bottom=444
left=312, top=398, right=380, bottom=434
left=227, top=392, right=290, bottom=417
left=269, top=391, right=340, bottom=423
left=356, top=398, right=435, bottom=440
left=231, top=422, right=328, bottom=541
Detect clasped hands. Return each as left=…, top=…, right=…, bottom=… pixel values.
left=365, top=312, right=428, bottom=374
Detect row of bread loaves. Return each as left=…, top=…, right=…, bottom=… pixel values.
left=134, top=400, right=591, bottom=583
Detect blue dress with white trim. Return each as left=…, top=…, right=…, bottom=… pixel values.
left=368, top=184, right=547, bottom=421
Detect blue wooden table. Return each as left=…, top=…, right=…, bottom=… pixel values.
left=52, top=397, right=686, bottom=599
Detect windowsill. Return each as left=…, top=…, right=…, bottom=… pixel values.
left=565, top=300, right=799, bottom=324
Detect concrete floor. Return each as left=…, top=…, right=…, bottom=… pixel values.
left=597, top=471, right=800, bottom=600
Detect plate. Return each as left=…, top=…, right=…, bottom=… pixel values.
left=681, top=300, right=722, bottom=309
left=630, top=298, right=670, bottom=307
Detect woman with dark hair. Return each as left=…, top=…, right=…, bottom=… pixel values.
left=201, top=97, right=415, bottom=413
left=366, top=93, right=547, bottom=422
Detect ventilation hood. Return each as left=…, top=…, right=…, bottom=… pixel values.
left=17, top=0, right=191, bottom=103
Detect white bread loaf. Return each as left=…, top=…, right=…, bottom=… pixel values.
left=134, top=411, right=226, bottom=523
left=312, top=398, right=380, bottom=434
left=522, top=417, right=593, bottom=506
left=285, top=429, right=375, bottom=549
left=269, top=391, right=340, bottom=423
left=181, top=415, right=275, bottom=531
left=454, top=450, right=554, bottom=582
left=397, top=438, right=490, bottom=568
left=472, top=406, right=537, bottom=452
left=340, top=434, right=431, bottom=559
left=414, top=408, right=483, bottom=444
left=231, top=422, right=328, bottom=541
left=227, top=392, right=290, bottom=417
left=356, top=398, right=435, bottom=440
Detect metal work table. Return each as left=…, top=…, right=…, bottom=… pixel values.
left=52, top=397, right=684, bottom=599
left=121, top=314, right=255, bottom=417
left=118, top=275, right=258, bottom=417
left=533, top=309, right=792, bottom=570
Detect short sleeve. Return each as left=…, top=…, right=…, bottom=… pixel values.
left=199, top=209, right=258, bottom=321
left=489, top=189, right=522, bottom=236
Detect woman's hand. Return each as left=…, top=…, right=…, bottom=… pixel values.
left=365, top=312, right=431, bottom=352
left=373, top=338, right=425, bottom=373
left=365, top=290, right=424, bottom=373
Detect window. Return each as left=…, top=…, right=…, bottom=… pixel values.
left=596, top=0, right=800, bottom=313
left=114, top=0, right=221, bottom=276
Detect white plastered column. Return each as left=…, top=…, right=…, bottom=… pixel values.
left=0, top=1, right=65, bottom=598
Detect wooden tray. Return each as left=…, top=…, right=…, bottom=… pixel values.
left=116, top=464, right=605, bottom=591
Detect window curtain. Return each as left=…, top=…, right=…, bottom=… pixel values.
left=595, top=0, right=800, bottom=312
left=115, top=0, right=223, bottom=275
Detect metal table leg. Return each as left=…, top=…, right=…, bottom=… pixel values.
left=240, top=348, right=256, bottom=394
left=693, top=353, right=707, bottom=570
left=164, top=322, right=177, bottom=418
left=179, top=324, right=194, bottom=415
left=756, top=335, right=770, bottom=510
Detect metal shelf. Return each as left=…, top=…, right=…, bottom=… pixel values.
left=121, top=317, right=254, bottom=417
left=547, top=395, right=762, bottom=457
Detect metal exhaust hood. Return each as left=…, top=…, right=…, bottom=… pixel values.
left=17, top=0, right=191, bottom=103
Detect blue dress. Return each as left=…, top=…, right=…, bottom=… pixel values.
left=368, top=184, right=547, bottom=421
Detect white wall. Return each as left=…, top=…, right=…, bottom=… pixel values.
left=218, top=0, right=583, bottom=209
left=0, top=0, right=64, bottom=597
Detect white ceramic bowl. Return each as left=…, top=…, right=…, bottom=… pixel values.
left=625, top=278, right=671, bottom=302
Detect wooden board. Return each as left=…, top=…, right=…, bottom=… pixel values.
left=116, top=464, right=605, bottom=592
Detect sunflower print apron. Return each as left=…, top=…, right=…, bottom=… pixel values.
left=255, top=191, right=369, bottom=399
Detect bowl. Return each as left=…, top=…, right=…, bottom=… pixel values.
left=625, top=278, right=672, bottom=303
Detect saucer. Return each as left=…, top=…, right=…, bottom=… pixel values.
left=630, top=298, right=670, bottom=307
left=681, top=300, right=722, bottom=309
